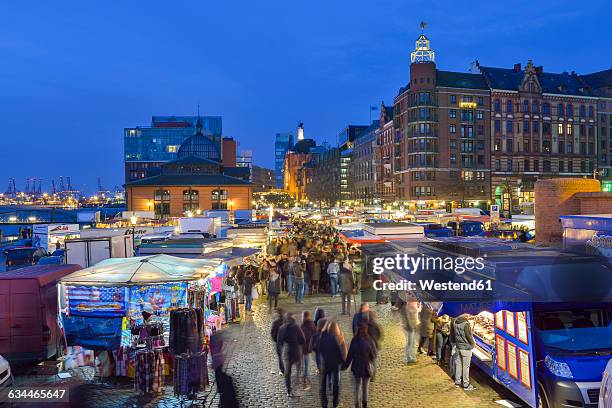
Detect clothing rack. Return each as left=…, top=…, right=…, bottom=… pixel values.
left=134, top=348, right=164, bottom=395
left=172, top=352, right=209, bottom=397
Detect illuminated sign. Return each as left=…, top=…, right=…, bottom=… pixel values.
left=602, top=180, right=612, bottom=192
left=459, top=102, right=477, bottom=109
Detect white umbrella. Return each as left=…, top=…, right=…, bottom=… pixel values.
left=61, top=254, right=218, bottom=286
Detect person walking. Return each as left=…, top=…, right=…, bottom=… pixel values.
left=271, top=308, right=286, bottom=375
left=311, top=255, right=321, bottom=294
left=339, top=261, right=356, bottom=316
left=327, top=259, right=339, bottom=297
left=286, top=257, right=296, bottom=297
left=294, top=257, right=305, bottom=304
left=398, top=299, right=419, bottom=364
left=267, top=266, right=281, bottom=310
left=300, top=311, right=316, bottom=390
left=244, top=272, right=255, bottom=314
left=352, top=303, right=371, bottom=335
left=418, top=303, right=435, bottom=355
left=434, top=314, right=451, bottom=365
left=277, top=313, right=306, bottom=397
left=342, top=324, right=375, bottom=408
left=450, top=314, right=476, bottom=391
left=318, top=321, right=347, bottom=408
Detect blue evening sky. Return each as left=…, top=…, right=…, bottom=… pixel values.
left=1, top=1, right=610, bottom=193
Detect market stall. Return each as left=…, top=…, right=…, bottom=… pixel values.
left=58, top=254, right=222, bottom=398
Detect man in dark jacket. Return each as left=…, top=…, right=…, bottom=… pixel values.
left=449, top=314, right=476, bottom=391
left=244, top=272, right=255, bottom=313
left=277, top=313, right=306, bottom=397
left=271, top=308, right=286, bottom=375
left=318, top=329, right=344, bottom=408
left=338, top=262, right=355, bottom=316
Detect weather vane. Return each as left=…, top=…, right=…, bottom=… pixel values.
left=420, top=21, right=427, bottom=32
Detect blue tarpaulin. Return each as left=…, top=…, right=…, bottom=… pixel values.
left=63, top=315, right=123, bottom=350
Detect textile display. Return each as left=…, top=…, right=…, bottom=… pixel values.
left=134, top=349, right=164, bottom=394
left=63, top=315, right=123, bottom=350
left=172, top=352, right=210, bottom=396
left=113, top=346, right=131, bottom=377
left=169, top=308, right=204, bottom=356
left=210, top=277, right=223, bottom=294
left=187, top=288, right=207, bottom=310
left=66, top=286, right=128, bottom=317
left=128, top=283, right=188, bottom=325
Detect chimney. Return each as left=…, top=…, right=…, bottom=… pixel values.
left=536, top=66, right=543, bottom=76
left=297, top=122, right=304, bottom=141
left=513, top=63, right=522, bottom=72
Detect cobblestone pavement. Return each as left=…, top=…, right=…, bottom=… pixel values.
left=12, top=293, right=520, bottom=407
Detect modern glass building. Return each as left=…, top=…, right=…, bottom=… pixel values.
left=124, top=116, right=222, bottom=182
left=274, top=132, right=294, bottom=188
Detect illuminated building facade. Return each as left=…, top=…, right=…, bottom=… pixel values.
left=479, top=61, right=602, bottom=213
left=375, top=103, right=395, bottom=203
left=394, top=34, right=491, bottom=208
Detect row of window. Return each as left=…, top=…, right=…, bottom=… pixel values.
left=494, top=139, right=595, bottom=154
left=493, top=99, right=595, bottom=117
left=494, top=159, right=594, bottom=173
left=494, top=120, right=596, bottom=137
left=153, top=189, right=229, bottom=216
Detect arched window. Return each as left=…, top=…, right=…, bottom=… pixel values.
left=566, top=104, right=573, bottom=117
left=211, top=189, right=227, bottom=210
left=532, top=101, right=539, bottom=113
left=182, top=189, right=199, bottom=213
left=523, top=100, right=530, bottom=113
left=579, top=105, right=586, bottom=118
left=494, top=99, right=501, bottom=113
left=588, top=105, right=594, bottom=118
left=557, top=103, right=564, bottom=116
left=542, top=102, right=550, bottom=115
left=153, top=189, right=170, bottom=218
left=506, top=99, right=513, bottom=113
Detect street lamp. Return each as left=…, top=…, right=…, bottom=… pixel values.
left=130, top=215, right=138, bottom=255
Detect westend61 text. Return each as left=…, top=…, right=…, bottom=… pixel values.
left=372, top=279, right=493, bottom=292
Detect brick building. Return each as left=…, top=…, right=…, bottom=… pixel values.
left=394, top=34, right=491, bottom=209
left=375, top=103, right=395, bottom=203
left=480, top=61, right=602, bottom=214
left=251, top=165, right=276, bottom=192
left=126, top=156, right=252, bottom=218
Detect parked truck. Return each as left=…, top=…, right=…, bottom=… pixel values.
left=64, top=235, right=133, bottom=268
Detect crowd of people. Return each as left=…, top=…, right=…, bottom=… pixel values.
left=219, top=219, right=479, bottom=407
left=225, top=220, right=362, bottom=319
left=273, top=303, right=381, bottom=408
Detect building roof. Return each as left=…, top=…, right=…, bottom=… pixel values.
left=436, top=70, right=488, bottom=89
left=224, top=166, right=251, bottom=179
left=125, top=174, right=252, bottom=187
left=479, top=65, right=594, bottom=96
left=579, top=69, right=612, bottom=95
left=164, top=156, right=221, bottom=167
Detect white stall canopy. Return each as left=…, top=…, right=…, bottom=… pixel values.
left=60, top=254, right=217, bottom=286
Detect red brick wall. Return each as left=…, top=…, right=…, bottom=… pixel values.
left=534, top=178, right=601, bottom=245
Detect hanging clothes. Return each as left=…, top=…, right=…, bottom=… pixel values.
left=134, top=349, right=164, bottom=394
left=172, top=352, right=209, bottom=396
left=169, top=308, right=204, bottom=356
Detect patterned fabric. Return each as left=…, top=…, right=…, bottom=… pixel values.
left=172, top=352, right=210, bottom=396
left=134, top=349, right=164, bottom=394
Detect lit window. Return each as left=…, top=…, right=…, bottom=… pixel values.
left=167, top=145, right=178, bottom=153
